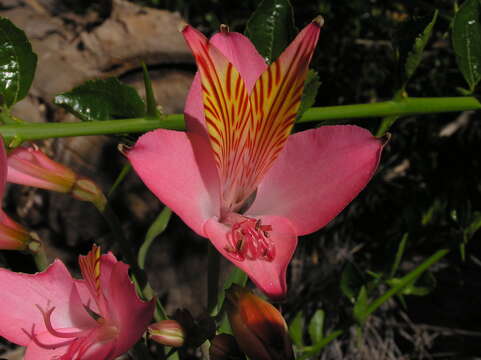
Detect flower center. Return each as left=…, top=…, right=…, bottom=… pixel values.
left=222, top=213, right=275, bottom=262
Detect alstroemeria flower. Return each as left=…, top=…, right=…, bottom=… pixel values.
left=0, top=138, right=39, bottom=251
left=128, top=20, right=384, bottom=299
left=0, top=245, right=154, bottom=359
left=7, top=146, right=107, bottom=211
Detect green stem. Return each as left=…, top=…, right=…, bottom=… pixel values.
left=100, top=203, right=147, bottom=288
left=33, top=246, right=49, bottom=271
left=0, top=97, right=480, bottom=142
left=207, top=243, right=221, bottom=313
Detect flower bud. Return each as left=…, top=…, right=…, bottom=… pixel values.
left=226, top=285, right=293, bottom=360
left=148, top=320, right=185, bottom=347
left=209, top=334, right=245, bottom=360
left=7, top=147, right=106, bottom=210
left=7, top=146, right=76, bottom=193
left=0, top=210, right=40, bottom=251
left=71, top=178, right=107, bottom=211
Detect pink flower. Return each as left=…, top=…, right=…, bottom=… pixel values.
left=0, top=139, right=39, bottom=251
left=127, top=20, right=384, bottom=299
left=0, top=245, right=155, bottom=359
left=7, top=146, right=107, bottom=211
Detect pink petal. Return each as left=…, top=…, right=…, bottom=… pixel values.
left=0, top=260, right=96, bottom=346
left=128, top=129, right=220, bottom=236
left=204, top=215, right=297, bottom=300
left=210, top=30, right=267, bottom=92
left=107, top=261, right=155, bottom=357
left=0, top=137, right=6, bottom=198
left=247, top=126, right=384, bottom=235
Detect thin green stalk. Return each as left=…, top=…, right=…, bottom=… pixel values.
left=101, top=203, right=147, bottom=288
left=207, top=243, right=221, bottom=313
left=0, top=97, right=480, bottom=142
left=33, top=246, right=49, bottom=271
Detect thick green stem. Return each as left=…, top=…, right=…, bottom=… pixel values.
left=0, top=97, right=480, bottom=142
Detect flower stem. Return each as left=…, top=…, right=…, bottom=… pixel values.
left=0, top=97, right=480, bottom=142
left=33, top=246, right=49, bottom=271
left=100, top=203, right=147, bottom=288
left=207, top=243, right=221, bottom=313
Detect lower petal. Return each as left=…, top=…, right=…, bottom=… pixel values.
left=204, top=215, right=297, bottom=300
left=127, top=129, right=220, bottom=236
left=248, top=126, right=384, bottom=235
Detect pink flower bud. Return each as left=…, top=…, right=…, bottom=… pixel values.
left=226, top=285, right=293, bottom=360
left=149, top=320, right=185, bottom=347
left=7, top=147, right=76, bottom=193
left=0, top=211, right=40, bottom=251
left=7, top=147, right=106, bottom=210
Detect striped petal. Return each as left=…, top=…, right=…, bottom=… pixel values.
left=244, top=19, right=322, bottom=202
left=182, top=25, right=254, bottom=211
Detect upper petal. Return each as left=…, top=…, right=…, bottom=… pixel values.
left=0, top=260, right=96, bottom=346
left=127, top=129, right=220, bottom=236
left=204, top=215, right=297, bottom=300
left=247, top=126, right=384, bottom=235
left=106, top=260, right=155, bottom=357
left=183, top=28, right=267, bottom=137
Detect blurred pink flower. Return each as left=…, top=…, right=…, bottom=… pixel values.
left=7, top=146, right=107, bottom=210
left=0, top=245, right=154, bottom=359
left=0, top=139, right=38, bottom=251
left=128, top=20, right=384, bottom=299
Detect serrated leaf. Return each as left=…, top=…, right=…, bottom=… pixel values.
left=54, top=78, right=145, bottom=121
left=0, top=17, right=37, bottom=108
left=453, top=0, right=481, bottom=92
left=289, top=311, right=304, bottom=347
left=297, top=70, right=321, bottom=121
left=245, top=0, right=296, bottom=64
left=394, top=11, right=438, bottom=88
left=308, top=310, right=325, bottom=344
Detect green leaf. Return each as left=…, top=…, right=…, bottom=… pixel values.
left=340, top=262, right=364, bottom=303
left=297, top=70, right=321, bottom=121
left=245, top=0, right=296, bottom=63
left=137, top=207, right=172, bottom=270
left=142, top=63, right=161, bottom=119
left=365, top=249, right=448, bottom=318
left=353, top=286, right=369, bottom=325
left=289, top=311, right=305, bottom=346
left=453, top=0, right=481, bottom=92
left=0, top=17, right=37, bottom=108
left=308, top=309, right=325, bottom=344
left=390, top=233, right=409, bottom=278
left=54, top=78, right=145, bottom=121
left=213, top=266, right=248, bottom=317
left=394, top=11, right=438, bottom=88
left=297, top=330, right=343, bottom=360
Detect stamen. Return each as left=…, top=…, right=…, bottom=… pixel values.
left=22, top=324, right=74, bottom=350
left=35, top=305, right=92, bottom=339
left=223, top=215, right=275, bottom=262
